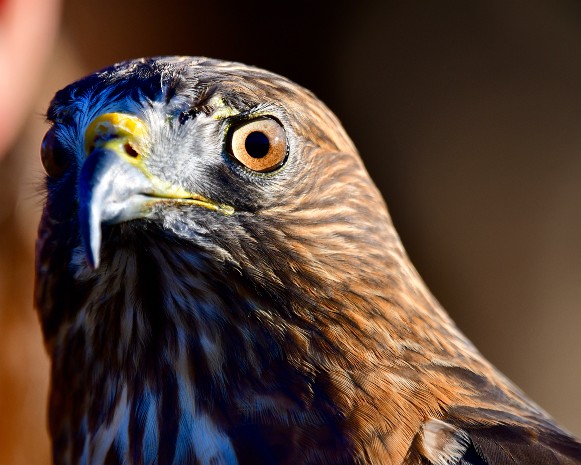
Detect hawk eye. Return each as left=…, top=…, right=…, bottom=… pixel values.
left=229, top=118, right=287, bottom=172
left=40, top=128, right=70, bottom=178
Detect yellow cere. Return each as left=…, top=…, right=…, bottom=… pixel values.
left=84, top=113, right=148, bottom=165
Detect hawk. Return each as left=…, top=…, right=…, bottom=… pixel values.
left=36, top=56, right=581, bottom=465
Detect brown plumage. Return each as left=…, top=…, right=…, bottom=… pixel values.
left=35, top=56, right=581, bottom=465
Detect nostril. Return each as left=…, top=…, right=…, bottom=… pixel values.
left=124, top=143, right=139, bottom=158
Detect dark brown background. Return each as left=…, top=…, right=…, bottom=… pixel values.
left=2, top=1, right=580, bottom=464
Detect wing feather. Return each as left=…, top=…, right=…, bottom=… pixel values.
left=466, top=423, right=581, bottom=465
left=444, top=408, right=581, bottom=465
left=414, top=411, right=581, bottom=465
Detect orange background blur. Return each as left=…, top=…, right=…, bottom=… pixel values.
left=1, top=1, right=581, bottom=464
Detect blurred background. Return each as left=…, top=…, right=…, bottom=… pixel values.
left=1, top=1, right=581, bottom=463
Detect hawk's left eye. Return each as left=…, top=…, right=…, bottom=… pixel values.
left=41, top=127, right=70, bottom=178
left=228, top=118, right=287, bottom=172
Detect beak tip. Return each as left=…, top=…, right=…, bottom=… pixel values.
left=90, top=238, right=101, bottom=270
left=79, top=213, right=102, bottom=270
left=87, top=248, right=100, bottom=270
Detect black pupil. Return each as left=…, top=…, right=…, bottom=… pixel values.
left=245, top=131, right=270, bottom=158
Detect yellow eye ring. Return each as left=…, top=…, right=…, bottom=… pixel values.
left=228, top=118, right=287, bottom=172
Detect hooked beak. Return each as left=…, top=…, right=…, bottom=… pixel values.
left=78, top=113, right=233, bottom=269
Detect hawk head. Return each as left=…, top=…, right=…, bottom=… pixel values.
left=37, top=56, right=408, bottom=465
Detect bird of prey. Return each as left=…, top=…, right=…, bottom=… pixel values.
left=36, top=56, right=581, bottom=465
